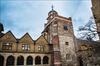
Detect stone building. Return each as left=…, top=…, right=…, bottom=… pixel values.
left=75, top=39, right=100, bottom=66
left=75, top=0, right=100, bottom=66
left=91, top=0, right=100, bottom=41
left=0, top=1, right=100, bottom=66
left=0, top=26, right=53, bottom=66
left=42, top=8, right=78, bottom=66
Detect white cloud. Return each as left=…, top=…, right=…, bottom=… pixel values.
left=0, top=0, right=92, bottom=39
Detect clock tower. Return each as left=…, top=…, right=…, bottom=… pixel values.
left=43, top=6, right=78, bottom=66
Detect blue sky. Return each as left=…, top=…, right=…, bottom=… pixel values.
left=0, top=0, right=93, bottom=39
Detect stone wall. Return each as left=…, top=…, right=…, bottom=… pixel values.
left=0, top=53, right=52, bottom=66
left=91, top=0, right=100, bottom=41
left=76, top=39, right=100, bottom=66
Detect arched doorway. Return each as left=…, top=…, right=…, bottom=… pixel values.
left=6, top=55, right=15, bottom=66
left=43, top=56, right=49, bottom=64
left=17, top=56, right=24, bottom=65
left=78, top=57, right=84, bottom=66
left=26, top=56, right=33, bottom=65
left=0, top=55, right=4, bottom=66
left=35, top=56, right=41, bottom=65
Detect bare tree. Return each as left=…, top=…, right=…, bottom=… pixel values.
left=77, top=17, right=97, bottom=41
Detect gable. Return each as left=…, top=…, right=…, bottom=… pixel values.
left=19, top=33, right=34, bottom=43
left=35, top=35, right=48, bottom=45
left=0, top=31, right=17, bottom=42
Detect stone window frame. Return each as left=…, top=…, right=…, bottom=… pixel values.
left=63, top=25, right=68, bottom=30
left=65, top=42, right=69, bottom=45
left=38, top=45, right=44, bottom=52
left=22, top=44, right=30, bottom=51
left=2, top=43, right=12, bottom=50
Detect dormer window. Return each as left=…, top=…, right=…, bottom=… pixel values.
left=64, top=25, right=68, bottom=30
left=2, top=43, right=12, bottom=50
left=22, top=44, right=30, bottom=51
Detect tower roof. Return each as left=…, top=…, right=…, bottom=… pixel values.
left=48, top=5, right=58, bottom=16
left=0, top=22, right=4, bottom=32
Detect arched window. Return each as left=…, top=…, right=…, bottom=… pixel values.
left=6, top=55, right=15, bottom=66
left=0, top=55, right=4, bottom=66
left=43, top=56, right=49, bottom=64
left=35, top=56, right=41, bottom=65
left=64, top=25, right=68, bottom=30
left=26, top=56, right=33, bottom=65
left=17, top=56, right=24, bottom=65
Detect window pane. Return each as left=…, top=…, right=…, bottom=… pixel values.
left=64, top=25, right=68, bottom=30
left=22, top=44, right=30, bottom=51
left=38, top=45, right=44, bottom=52
left=2, top=43, right=12, bottom=50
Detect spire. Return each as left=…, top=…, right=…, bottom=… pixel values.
left=52, top=5, right=54, bottom=11
left=48, top=5, right=58, bottom=16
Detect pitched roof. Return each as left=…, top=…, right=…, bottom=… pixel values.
left=35, top=35, right=49, bottom=44
left=0, top=31, right=17, bottom=42
left=19, top=32, right=34, bottom=43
